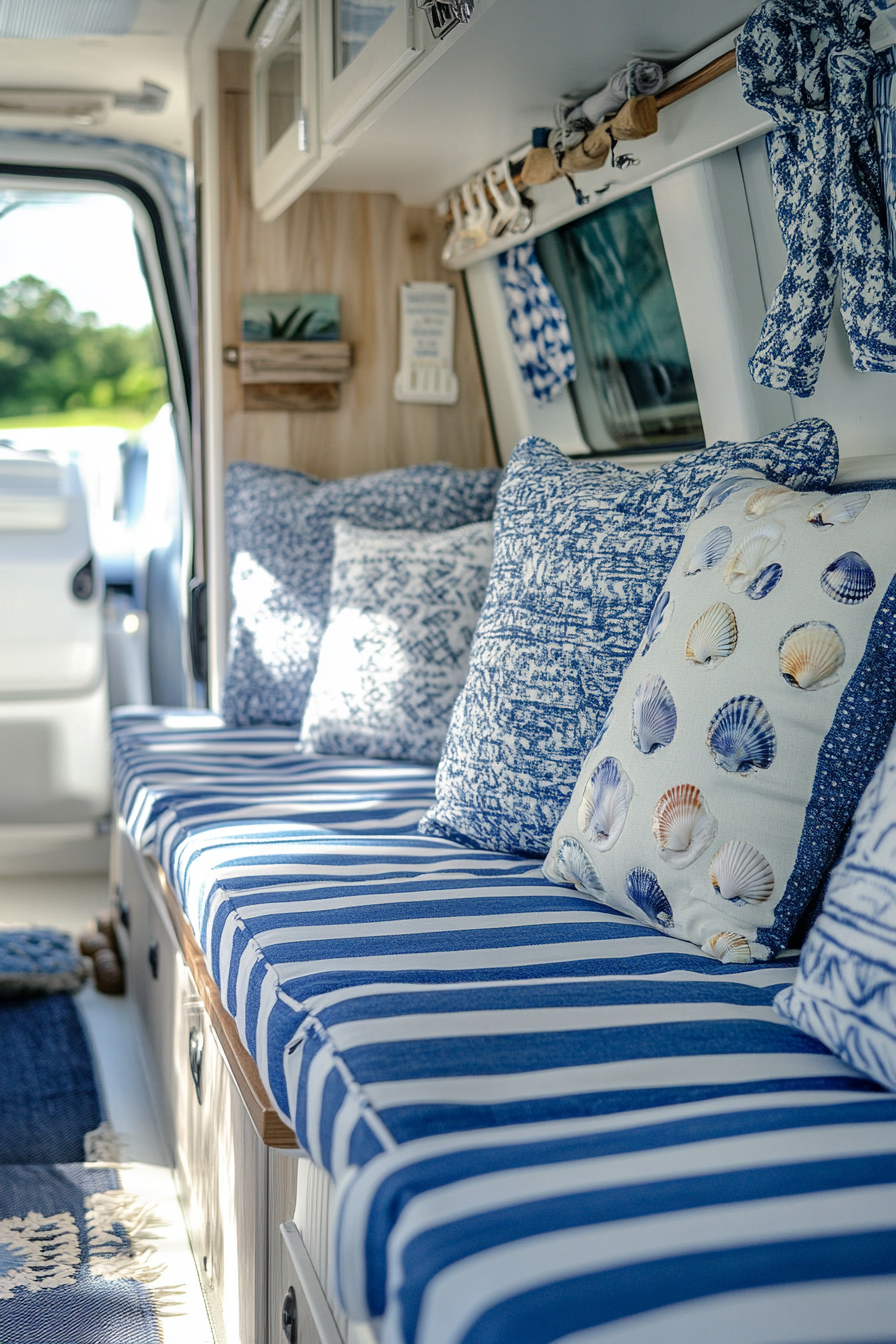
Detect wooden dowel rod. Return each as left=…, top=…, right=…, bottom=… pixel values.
left=655, top=47, right=737, bottom=109
left=444, top=46, right=739, bottom=208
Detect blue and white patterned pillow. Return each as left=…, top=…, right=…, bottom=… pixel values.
left=301, top=520, right=494, bottom=764
left=544, top=476, right=896, bottom=962
left=419, top=422, right=840, bottom=856
left=775, top=722, right=896, bottom=1089
left=223, top=462, right=502, bottom=727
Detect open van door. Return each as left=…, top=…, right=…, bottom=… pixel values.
left=0, top=132, right=200, bottom=870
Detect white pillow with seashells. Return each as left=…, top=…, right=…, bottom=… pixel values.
left=543, top=470, right=896, bottom=964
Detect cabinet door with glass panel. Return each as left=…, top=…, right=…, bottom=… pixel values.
left=251, top=0, right=319, bottom=216
left=321, top=0, right=424, bottom=144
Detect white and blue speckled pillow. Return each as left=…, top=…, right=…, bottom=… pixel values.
left=301, top=520, right=494, bottom=764
left=223, top=462, right=502, bottom=727
left=774, top=722, right=896, bottom=1089
left=543, top=475, right=896, bottom=962
left=419, top=422, right=840, bottom=857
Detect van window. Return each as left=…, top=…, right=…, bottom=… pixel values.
left=536, top=187, right=704, bottom=455
left=0, top=188, right=185, bottom=708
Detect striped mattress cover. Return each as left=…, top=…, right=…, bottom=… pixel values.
left=112, top=710, right=896, bottom=1344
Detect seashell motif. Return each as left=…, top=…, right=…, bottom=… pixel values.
left=578, top=757, right=632, bottom=852
left=652, top=783, right=718, bottom=869
left=709, top=840, right=775, bottom=905
left=779, top=621, right=845, bottom=691
left=694, top=472, right=763, bottom=518
left=685, top=525, right=732, bottom=576
left=722, top=521, right=785, bottom=594
left=745, top=562, right=783, bottom=601
left=820, top=551, right=876, bottom=606
left=554, top=837, right=604, bottom=896
left=743, top=484, right=795, bottom=517
left=631, top=674, right=677, bottom=755
left=702, top=931, right=752, bottom=964
left=640, top=589, right=673, bottom=656
left=807, top=492, right=869, bottom=528
left=625, top=867, right=674, bottom=927
left=685, top=602, right=738, bottom=668
left=706, top=695, right=776, bottom=774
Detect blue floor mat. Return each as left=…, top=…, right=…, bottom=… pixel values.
left=0, top=994, right=102, bottom=1163
left=0, top=1164, right=163, bottom=1344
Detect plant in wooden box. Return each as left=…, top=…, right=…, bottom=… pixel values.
left=238, top=292, right=351, bottom=410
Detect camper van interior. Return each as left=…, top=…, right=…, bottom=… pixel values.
left=0, top=2, right=895, bottom=1342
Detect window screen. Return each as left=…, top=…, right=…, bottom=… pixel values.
left=536, top=187, right=703, bottom=455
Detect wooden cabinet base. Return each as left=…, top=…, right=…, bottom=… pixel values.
left=244, top=382, right=341, bottom=411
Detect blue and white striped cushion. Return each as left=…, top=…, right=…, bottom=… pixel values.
left=111, top=711, right=895, bottom=1344
left=334, top=1092, right=896, bottom=1344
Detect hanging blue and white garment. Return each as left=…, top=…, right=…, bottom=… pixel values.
left=496, top=243, right=576, bottom=402
left=737, top=0, right=896, bottom=396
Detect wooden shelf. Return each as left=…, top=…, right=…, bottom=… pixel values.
left=240, top=341, right=352, bottom=384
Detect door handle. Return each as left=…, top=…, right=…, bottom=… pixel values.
left=188, top=1024, right=204, bottom=1104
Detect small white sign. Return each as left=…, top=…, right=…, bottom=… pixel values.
left=393, top=282, right=459, bottom=404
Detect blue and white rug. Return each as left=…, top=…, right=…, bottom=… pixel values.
left=0, top=942, right=185, bottom=1342
left=0, top=1163, right=180, bottom=1344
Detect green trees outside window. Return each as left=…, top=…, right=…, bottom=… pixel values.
left=0, top=276, right=168, bottom=427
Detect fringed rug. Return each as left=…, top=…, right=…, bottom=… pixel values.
left=0, top=932, right=185, bottom=1343
left=0, top=1162, right=182, bottom=1344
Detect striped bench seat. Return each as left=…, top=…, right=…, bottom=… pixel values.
left=111, top=711, right=896, bottom=1344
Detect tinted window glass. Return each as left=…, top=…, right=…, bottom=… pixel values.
left=536, top=188, right=703, bottom=454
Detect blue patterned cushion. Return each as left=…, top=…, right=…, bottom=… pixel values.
left=544, top=476, right=896, bottom=961
left=301, top=520, right=494, bottom=763
left=419, top=423, right=840, bottom=856
left=223, top=462, right=502, bottom=727
left=775, top=723, right=896, bottom=1088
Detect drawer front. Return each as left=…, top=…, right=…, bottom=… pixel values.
left=173, top=956, right=267, bottom=1344
left=120, top=840, right=179, bottom=1151
left=275, top=1223, right=345, bottom=1344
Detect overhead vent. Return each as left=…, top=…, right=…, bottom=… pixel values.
left=0, top=0, right=139, bottom=39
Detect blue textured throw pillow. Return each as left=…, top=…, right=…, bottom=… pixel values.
left=223, top=461, right=502, bottom=727
left=301, top=520, right=494, bottom=764
left=419, top=422, right=840, bottom=856
left=775, top=723, right=896, bottom=1089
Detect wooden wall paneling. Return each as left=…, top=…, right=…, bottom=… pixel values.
left=218, top=51, right=496, bottom=479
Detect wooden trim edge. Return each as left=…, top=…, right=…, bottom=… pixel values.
left=146, top=855, right=299, bottom=1150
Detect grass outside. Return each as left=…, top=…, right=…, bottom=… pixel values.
left=0, top=406, right=159, bottom=431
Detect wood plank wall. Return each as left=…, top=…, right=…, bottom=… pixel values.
left=218, top=51, right=497, bottom=479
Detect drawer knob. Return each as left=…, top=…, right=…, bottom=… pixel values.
left=188, top=1025, right=204, bottom=1104
left=282, top=1286, right=298, bottom=1344
left=148, top=941, right=159, bottom=980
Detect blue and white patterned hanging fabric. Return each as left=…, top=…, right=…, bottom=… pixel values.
left=872, top=16, right=896, bottom=268
left=737, top=0, right=896, bottom=396
left=496, top=243, right=576, bottom=402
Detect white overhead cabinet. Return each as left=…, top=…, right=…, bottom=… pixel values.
left=251, top=0, right=320, bottom=216
left=251, top=0, right=443, bottom=218
left=320, top=0, right=422, bottom=143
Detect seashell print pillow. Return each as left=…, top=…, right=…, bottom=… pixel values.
left=544, top=474, right=896, bottom=962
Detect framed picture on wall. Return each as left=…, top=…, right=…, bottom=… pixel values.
left=241, top=293, right=341, bottom=342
